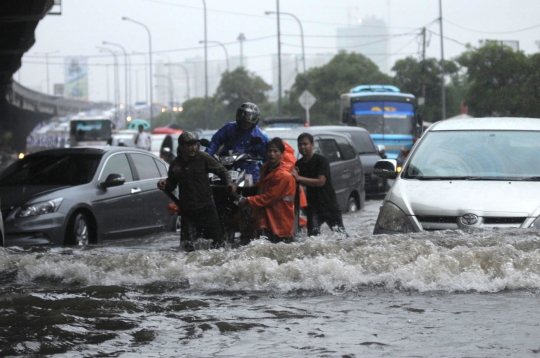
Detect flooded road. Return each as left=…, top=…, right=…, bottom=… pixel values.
left=1, top=199, right=540, bottom=357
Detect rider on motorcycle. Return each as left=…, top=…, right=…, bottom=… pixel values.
left=205, top=102, right=268, bottom=182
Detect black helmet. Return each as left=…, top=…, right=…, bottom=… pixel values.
left=236, top=102, right=260, bottom=129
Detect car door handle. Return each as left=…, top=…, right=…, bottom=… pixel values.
left=131, top=188, right=142, bottom=194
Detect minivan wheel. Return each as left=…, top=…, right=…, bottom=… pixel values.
left=67, top=213, right=90, bottom=246
left=347, top=196, right=359, bottom=213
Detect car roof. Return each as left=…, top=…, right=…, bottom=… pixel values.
left=26, top=147, right=154, bottom=156
left=308, top=125, right=369, bottom=134
left=429, top=117, right=540, bottom=131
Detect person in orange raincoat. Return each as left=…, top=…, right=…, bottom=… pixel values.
left=239, top=137, right=296, bottom=243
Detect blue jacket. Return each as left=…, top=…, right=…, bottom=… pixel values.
left=205, top=122, right=268, bottom=181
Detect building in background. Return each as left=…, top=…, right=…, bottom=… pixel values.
left=336, top=17, right=389, bottom=73
left=64, top=57, right=88, bottom=100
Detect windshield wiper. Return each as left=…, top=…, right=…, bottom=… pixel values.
left=513, top=176, right=540, bottom=181
left=409, top=176, right=505, bottom=181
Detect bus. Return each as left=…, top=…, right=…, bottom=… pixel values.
left=339, top=85, right=422, bottom=159
left=69, top=115, right=114, bottom=147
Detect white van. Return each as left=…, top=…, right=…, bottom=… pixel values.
left=373, top=117, right=540, bottom=234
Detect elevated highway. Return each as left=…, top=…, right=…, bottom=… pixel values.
left=0, top=0, right=103, bottom=152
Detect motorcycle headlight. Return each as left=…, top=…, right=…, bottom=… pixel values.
left=375, top=201, right=414, bottom=233
left=16, top=198, right=64, bottom=218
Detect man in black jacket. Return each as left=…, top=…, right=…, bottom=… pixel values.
left=291, top=132, right=347, bottom=237
left=158, top=131, right=235, bottom=251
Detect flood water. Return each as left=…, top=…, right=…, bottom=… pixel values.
left=1, top=199, right=540, bottom=357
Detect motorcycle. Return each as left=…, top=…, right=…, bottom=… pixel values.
left=200, top=137, right=264, bottom=243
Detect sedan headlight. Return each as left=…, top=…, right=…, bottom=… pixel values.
left=16, top=198, right=64, bottom=218
left=375, top=201, right=414, bottom=233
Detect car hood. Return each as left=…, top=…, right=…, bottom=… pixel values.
left=0, top=185, right=70, bottom=209
left=388, top=179, right=540, bottom=218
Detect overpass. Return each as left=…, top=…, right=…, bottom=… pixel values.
left=0, top=0, right=103, bottom=152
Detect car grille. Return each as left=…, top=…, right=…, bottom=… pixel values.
left=364, top=174, right=371, bottom=186
left=417, top=215, right=527, bottom=230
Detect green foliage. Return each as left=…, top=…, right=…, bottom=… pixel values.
left=215, top=67, right=272, bottom=117
left=283, top=51, right=392, bottom=125
left=456, top=40, right=530, bottom=117
left=392, top=57, right=461, bottom=122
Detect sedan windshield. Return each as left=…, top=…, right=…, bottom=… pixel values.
left=404, top=130, right=540, bottom=180
left=0, top=154, right=101, bottom=186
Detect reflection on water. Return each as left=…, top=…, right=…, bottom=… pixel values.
left=1, top=200, right=540, bottom=356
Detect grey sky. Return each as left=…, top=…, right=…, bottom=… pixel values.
left=17, top=0, right=540, bottom=102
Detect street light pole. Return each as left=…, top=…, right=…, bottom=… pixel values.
left=439, top=0, right=446, bottom=120
left=98, top=47, right=120, bottom=124
left=103, top=41, right=129, bottom=120
left=199, top=40, right=229, bottom=71
left=165, top=63, right=190, bottom=99
left=35, top=50, right=59, bottom=95
left=276, top=0, right=282, bottom=116
left=155, top=75, right=175, bottom=124
left=122, top=17, right=154, bottom=125
left=202, top=0, right=208, bottom=129
left=132, top=51, right=148, bottom=107
left=237, top=33, right=246, bottom=68
left=265, top=10, right=305, bottom=72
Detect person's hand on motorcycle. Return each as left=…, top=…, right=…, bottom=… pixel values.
left=238, top=198, right=250, bottom=208
left=157, top=179, right=167, bottom=190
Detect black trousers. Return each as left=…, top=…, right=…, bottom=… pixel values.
left=305, top=205, right=347, bottom=236
left=258, top=229, right=293, bottom=244
left=180, top=204, right=223, bottom=246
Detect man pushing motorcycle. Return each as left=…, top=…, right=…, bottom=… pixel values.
left=158, top=131, right=235, bottom=252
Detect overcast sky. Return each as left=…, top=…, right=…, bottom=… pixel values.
left=17, top=0, right=540, bottom=102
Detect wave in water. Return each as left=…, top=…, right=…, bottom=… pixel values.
left=2, top=229, right=540, bottom=293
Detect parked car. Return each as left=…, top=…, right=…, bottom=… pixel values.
left=0, top=147, right=177, bottom=247
left=308, top=125, right=388, bottom=195
left=110, top=129, right=137, bottom=147
left=373, top=117, right=540, bottom=234
left=264, top=128, right=365, bottom=212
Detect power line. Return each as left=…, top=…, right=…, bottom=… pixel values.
left=444, top=18, right=540, bottom=34
left=428, top=30, right=468, bottom=46
left=139, top=0, right=420, bottom=30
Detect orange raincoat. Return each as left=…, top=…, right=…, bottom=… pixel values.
left=247, top=163, right=296, bottom=238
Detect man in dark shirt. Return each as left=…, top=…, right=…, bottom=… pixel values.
left=158, top=131, right=235, bottom=251
left=291, top=132, right=347, bottom=236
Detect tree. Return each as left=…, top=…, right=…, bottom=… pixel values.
left=392, top=56, right=460, bottom=122
left=214, top=67, right=272, bottom=119
left=284, top=51, right=392, bottom=125
left=456, top=40, right=529, bottom=117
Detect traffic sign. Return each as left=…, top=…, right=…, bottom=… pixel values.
left=298, top=90, right=316, bottom=110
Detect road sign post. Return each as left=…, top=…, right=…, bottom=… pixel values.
left=298, top=90, right=316, bottom=125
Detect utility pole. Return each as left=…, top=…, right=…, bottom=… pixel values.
left=237, top=33, right=246, bottom=68
left=276, top=0, right=282, bottom=116
left=439, top=0, right=446, bottom=120
left=421, top=27, right=426, bottom=104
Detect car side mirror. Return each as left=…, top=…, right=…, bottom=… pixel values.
left=100, top=173, right=125, bottom=189
left=377, top=145, right=387, bottom=159
left=199, top=138, right=211, bottom=147
left=374, top=159, right=398, bottom=179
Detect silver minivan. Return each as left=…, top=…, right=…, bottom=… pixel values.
left=373, top=117, right=540, bottom=234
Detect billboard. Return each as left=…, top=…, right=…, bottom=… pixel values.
left=64, top=57, right=88, bottom=100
